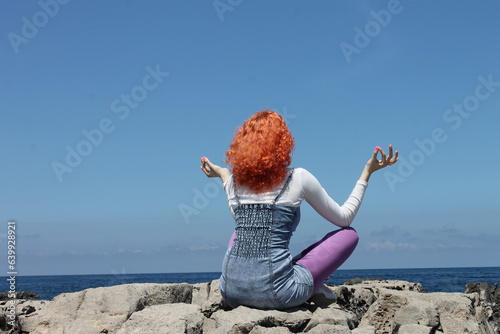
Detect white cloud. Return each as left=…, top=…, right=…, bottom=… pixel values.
left=365, top=240, right=484, bottom=252
left=366, top=241, right=420, bottom=251
left=188, top=244, right=221, bottom=251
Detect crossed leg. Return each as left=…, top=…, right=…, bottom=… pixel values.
left=295, top=227, right=359, bottom=294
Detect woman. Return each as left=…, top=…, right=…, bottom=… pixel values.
left=200, top=110, right=398, bottom=310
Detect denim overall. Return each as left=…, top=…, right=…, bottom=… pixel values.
left=220, top=170, right=314, bottom=309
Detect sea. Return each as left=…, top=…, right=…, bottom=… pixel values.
left=3, top=267, right=499, bottom=301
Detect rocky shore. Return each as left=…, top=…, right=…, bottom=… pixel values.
left=1, top=279, right=498, bottom=334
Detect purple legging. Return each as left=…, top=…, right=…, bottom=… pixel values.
left=226, top=227, right=359, bottom=294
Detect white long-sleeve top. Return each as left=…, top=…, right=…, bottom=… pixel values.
left=223, top=167, right=368, bottom=228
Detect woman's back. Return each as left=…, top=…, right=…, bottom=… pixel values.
left=221, top=169, right=314, bottom=309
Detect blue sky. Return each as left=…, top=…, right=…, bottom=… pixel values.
left=1, top=0, right=499, bottom=276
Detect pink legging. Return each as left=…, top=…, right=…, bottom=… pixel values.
left=227, top=227, right=359, bottom=294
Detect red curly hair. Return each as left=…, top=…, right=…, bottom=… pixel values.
left=225, top=110, right=295, bottom=193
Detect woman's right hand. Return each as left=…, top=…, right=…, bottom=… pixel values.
left=200, top=157, right=231, bottom=183
left=360, top=145, right=398, bottom=181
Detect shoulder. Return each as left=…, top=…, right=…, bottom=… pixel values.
left=290, top=167, right=323, bottom=192
left=291, top=167, right=314, bottom=179
left=289, top=167, right=318, bottom=188
left=290, top=167, right=306, bottom=174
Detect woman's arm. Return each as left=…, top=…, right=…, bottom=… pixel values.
left=200, top=157, right=231, bottom=183
left=302, top=145, right=398, bottom=227
left=302, top=170, right=366, bottom=228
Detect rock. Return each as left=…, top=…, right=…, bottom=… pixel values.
left=306, top=323, right=352, bottom=334
left=344, top=278, right=383, bottom=286
left=359, top=289, right=409, bottom=333
left=248, top=325, right=292, bottom=333
left=303, top=306, right=357, bottom=331
left=115, top=303, right=204, bottom=334
left=351, top=326, right=376, bottom=334
left=191, top=282, right=210, bottom=306
left=23, top=283, right=192, bottom=334
left=426, top=292, right=485, bottom=333
left=393, top=299, right=439, bottom=328
left=20, top=305, right=36, bottom=316
left=0, top=291, right=39, bottom=301
left=344, top=277, right=365, bottom=285
left=360, top=289, right=487, bottom=334
left=0, top=299, right=48, bottom=334
left=0, top=279, right=498, bottom=334
left=333, top=285, right=376, bottom=320
left=192, top=279, right=226, bottom=316
left=209, top=305, right=312, bottom=333
left=398, top=324, right=435, bottom=334
left=465, top=282, right=500, bottom=334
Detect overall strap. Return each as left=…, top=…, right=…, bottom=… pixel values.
left=272, top=169, right=294, bottom=204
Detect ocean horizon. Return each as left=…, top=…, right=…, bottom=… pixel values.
left=3, top=266, right=499, bottom=301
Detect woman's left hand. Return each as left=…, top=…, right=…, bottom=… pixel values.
left=360, top=145, right=398, bottom=182
left=366, top=145, right=399, bottom=174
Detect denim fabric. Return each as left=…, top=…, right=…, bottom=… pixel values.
left=220, top=173, right=314, bottom=310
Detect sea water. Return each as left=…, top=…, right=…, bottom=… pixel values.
left=2, top=267, right=499, bottom=300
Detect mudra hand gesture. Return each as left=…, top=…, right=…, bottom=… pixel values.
left=361, top=145, right=398, bottom=181
left=200, top=157, right=231, bottom=183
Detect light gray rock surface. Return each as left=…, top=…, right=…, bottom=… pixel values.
left=0, top=279, right=498, bottom=333
left=115, top=303, right=204, bottom=334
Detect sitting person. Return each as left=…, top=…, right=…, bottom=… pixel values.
left=200, top=110, right=398, bottom=309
